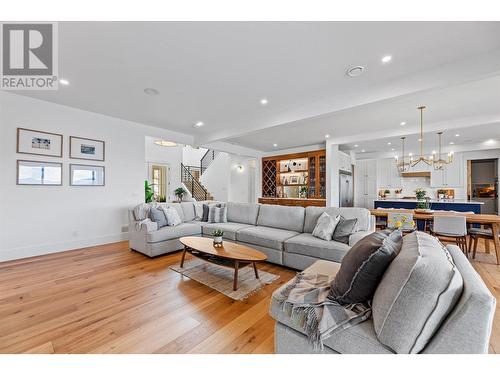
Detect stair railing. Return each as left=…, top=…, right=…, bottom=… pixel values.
left=200, top=149, right=220, bottom=175
left=181, top=163, right=208, bottom=201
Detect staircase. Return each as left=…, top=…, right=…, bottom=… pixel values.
left=181, top=163, right=214, bottom=201
left=201, top=149, right=220, bottom=175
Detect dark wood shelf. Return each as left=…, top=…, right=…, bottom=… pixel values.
left=277, top=183, right=308, bottom=187
left=277, top=169, right=308, bottom=174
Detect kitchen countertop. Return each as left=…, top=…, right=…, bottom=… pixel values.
left=260, top=197, right=326, bottom=200
left=375, top=198, right=484, bottom=205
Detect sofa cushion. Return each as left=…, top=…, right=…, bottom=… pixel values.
left=226, top=202, right=260, bottom=225
left=312, top=212, right=340, bottom=241
left=149, top=207, right=168, bottom=229
left=329, top=230, right=402, bottom=304
left=372, top=231, right=464, bottom=353
left=162, top=206, right=182, bottom=226
left=180, top=202, right=196, bottom=222
left=257, top=204, right=305, bottom=232
left=284, top=233, right=350, bottom=263
left=146, top=222, right=201, bottom=243
left=202, top=222, right=253, bottom=241
left=332, top=217, right=358, bottom=244
left=237, top=226, right=299, bottom=251
left=270, top=260, right=393, bottom=354
left=304, top=206, right=371, bottom=233
left=159, top=203, right=184, bottom=222
left=208, top=205, right=227, bottom=223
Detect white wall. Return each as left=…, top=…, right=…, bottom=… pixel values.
left=228, top=155, right=257, bottom=203
left=0, top=92, right=192, bottom=261
left=182, top=146, right=207, bottom=167
left=200, top=153, right=230, bottom=201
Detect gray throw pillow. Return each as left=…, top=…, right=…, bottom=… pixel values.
left=332, top=216, right=358, bottom=244
left=202, top=204, right=210, bottom=221
left=208, top=205, right=227, bottom=223
left=149, top=207, right=168, bottom=228
left=329, top=229, right=403, bottom=304
left=312, top=212, right=341, bottom=241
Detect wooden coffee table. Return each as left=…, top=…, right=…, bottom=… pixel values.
left=179, top=237, right=267, bottom=291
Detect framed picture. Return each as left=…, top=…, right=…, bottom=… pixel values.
left=17, top=128, right=63, bottom=158
left=70, top=164, right=105, bottom=186
left=70, top=136, right=105, bottom=161
left=290, top=176, right=299, bottom=184
left=17, top=160, right=63, bottom=186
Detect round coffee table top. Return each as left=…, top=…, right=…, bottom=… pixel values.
left=179, top=236, right=267, bottom=262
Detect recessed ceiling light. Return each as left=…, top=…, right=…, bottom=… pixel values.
left=59, top=78, right=69, bottom=85
left=273, top=143, right=278, bottom=147
left=387, top=142, right=391, bottom=145
left=144, top=87, right=159, bottom=96
left=194, top=121, right=204, bottom=128
left=400, top=122, right=406, bottom=126
left=455, top=133, right=460, bottom=137
left=260, top=98, right=268, bottom=105
left=361, top=149, right=365, bottom=153
left=409, top=152, right=413, bottom=156
left=391, top=148, right=395, bottom=151
left=418, top=138, right=422, bottom=142
left=346, top=66, right=365, bottom=77
left=325, top=134, right=330, bottom=139
left=354, top=144, right=359, bottom=148
left=154, top=140, right=177, bottom=147
left=449, top=141, right=454, bottom=145
left=381, top=55, right=392, bottom=63
left=485, top=139, right=496, bottom=145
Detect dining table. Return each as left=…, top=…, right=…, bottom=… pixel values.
left=370, top=208, right=500, bottom=265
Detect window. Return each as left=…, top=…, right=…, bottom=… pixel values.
left=151, top=165, right=167, bottom=200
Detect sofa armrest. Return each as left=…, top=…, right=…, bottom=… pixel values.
left=129, top=218, right=158, bottom=233
left=349, top=230, right=372, bottom=247
left=369, top=215, right=376, bottom=232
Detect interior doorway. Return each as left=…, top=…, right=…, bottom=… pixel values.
left=147, top=162, right=170, bottom=202
left=467, top=158, right=498, bottom=214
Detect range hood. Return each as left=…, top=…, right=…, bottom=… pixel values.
left=401, top=171, right=431, bottom=178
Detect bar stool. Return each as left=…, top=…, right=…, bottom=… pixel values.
left=430, top=215, right=468, bottom=254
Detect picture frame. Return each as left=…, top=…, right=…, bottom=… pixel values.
left=70, top=164, right=105, bottom=186
left=17, top=160, right=63, bottom=186
left=17, top=128, right=63, bottom=158
left=70, top=136, right=105, bottom=161
left=290, top=176, right=299, bottom=184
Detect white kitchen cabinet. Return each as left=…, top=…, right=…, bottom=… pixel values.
left=430, top=153, right=462, bottom=187
left=354, top=159, right=377, bottom=209
left=377, top=158, right=401, bottom=188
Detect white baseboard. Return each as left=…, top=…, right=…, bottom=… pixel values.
left=0, top=233, right=128, bottom=262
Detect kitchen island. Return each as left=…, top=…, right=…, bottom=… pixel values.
left=374, top=198, right=484, bottom=214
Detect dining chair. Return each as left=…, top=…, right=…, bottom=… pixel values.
left=468, top=225, right=498, bottom=259
left=430, top=215, right=468, bottom=254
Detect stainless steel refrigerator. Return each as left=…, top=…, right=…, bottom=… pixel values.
left=339, top=172, right=353, bottom=207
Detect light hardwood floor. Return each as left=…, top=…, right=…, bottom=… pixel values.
left=0, top=239, right=498, bottom=354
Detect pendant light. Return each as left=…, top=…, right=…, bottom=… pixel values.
left=410, top=106, right=433, bottom=168
left=433, top=132, right=454, bottom=170
left=395, top=136, right=410, bottom=172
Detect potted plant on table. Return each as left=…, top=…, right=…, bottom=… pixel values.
left=174, top=187, right=187, bottom=202
left=394, top=188, right=403, bottom=199
left=212, top=229, right=224, bottom=247
left=384, top=189, right=391, bottom=198
left=145, top=180, right=154, bottom=203
left=415, top=188, right=432, bottom=212
left=299, top=186, right=308, bottom=199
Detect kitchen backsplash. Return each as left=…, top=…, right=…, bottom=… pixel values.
left=379, top=176, right=467, bottom=200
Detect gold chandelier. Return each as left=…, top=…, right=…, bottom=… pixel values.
left=410, top=106, right=433, bottom=168
left=395, top=136, right=410, bottom=172
left=432, top=132, right=454, bottom=170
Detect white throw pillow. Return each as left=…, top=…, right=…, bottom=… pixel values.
left=208, top=206, right=227, bottom=223
left=312, top=212, right=341, bottom=241
left=193, top=202, right=204, bottom=220
left=163, top=206, right=182, bottom=226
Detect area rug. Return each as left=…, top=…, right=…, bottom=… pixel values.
left=170, top=258, right=280, bottom=301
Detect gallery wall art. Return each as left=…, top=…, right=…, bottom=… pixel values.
left=17, top=128, right=63, bottom=158
left=70, top=136, right=105, bottom=161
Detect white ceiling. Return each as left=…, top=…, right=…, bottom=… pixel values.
left=18, top=21, right=500, bottom=152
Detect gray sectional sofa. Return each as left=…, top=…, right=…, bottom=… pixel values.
left=128, top=201, right=375, bottom=269
left=270, top=231, right=496, bottom=354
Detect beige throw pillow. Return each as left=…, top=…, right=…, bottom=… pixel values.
left=162, top=206, right=182, bottom=226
